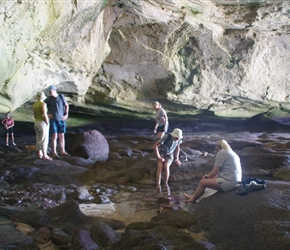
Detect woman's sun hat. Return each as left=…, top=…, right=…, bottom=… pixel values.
left=171, top=128, right=183, bottom=139
left=36, top=91, right=46, bottom=101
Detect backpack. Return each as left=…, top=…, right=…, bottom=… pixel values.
left=235, top=177, right=266, bottom=195
left=159, top=134, right=172, bottom=154
left=59, top=94, right=67, bottom=115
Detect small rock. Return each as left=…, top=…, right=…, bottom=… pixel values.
left=32, top=227, right=51, bottom=244
left=71, top=229, right=99, bottom=250
left=51, top=228, right=72, bottom=245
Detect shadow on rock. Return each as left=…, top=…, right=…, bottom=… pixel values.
left=189, top=180, right=290, bottom=250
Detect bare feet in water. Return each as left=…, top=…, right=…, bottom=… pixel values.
left=157, top=185, right=162, bottom=194
left=184, top=193, right=195, bottom=203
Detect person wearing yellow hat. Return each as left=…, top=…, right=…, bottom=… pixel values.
left=153, top=128, right=183, bottom=194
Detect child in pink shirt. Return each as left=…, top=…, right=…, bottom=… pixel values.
left=2, top=112, right=16, bottom=146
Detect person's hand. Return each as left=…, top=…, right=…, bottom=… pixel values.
left=158, top=157, right=165, bottom=162
left=153, top=129, right=157, bottom=134
left=175, top=159, right=181, bottom=166
left=62, top=114, right=68, bottom=120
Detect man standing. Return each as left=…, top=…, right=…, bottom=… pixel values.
left=45, top=85, right=69, bottom=158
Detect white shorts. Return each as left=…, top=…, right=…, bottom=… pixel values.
left=216, top=177, right=238, bottom=191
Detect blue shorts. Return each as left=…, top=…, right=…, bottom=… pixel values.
left=50, top=120, right=66, bottom=134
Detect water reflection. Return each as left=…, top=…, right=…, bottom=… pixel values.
left=80, top=180, right=217, bottom=226
left=156, top=183, right=171, bottom=197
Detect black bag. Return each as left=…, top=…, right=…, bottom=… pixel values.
left=159, top=134, right=172, bottom=154
left=59, top=94, right=67, bottom=115
left=235, top=177, right=266, bottom=195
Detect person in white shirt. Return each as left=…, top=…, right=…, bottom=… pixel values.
left=152, top=101, right=169, bottom=139
left=184, top=139, right=242, bottom=203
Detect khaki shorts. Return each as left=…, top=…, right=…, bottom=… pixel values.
left=216, top=177, right=238, bottom=191
left=160, top=153, right=174, bottom=166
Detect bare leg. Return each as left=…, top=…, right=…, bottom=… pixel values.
left=38, top=150, right=43, bottom=159
left=5, top=133, right=9, bottom=145
left=164, top=183, right=171, bottom=197
left=11, top=133, right=15, bottom=144
left=158, top=131, right=165, bottom=139
left=156, top=184, right=162, bottom=193
left=51, top=133, right=58, bottom=156
left=156, top=161, right=164, bottom=188
left=185, top=177, right=223, bottom=203
left=42, top=150, right=47, bottom=158
left=184, top=186, right=206, bottom=203
left=59, top=133, right=66, bottom=155
left=163, top=161, right=171, bottom=185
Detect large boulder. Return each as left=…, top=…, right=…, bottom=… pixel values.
left=67, top=130, right=109, bottom=162
left=0, top=200, right=125, bottom=235
left=90, top=221, right=121, bottom=248
left=189, top=180, right=290, bottom=250
left=0, top=216, right=39, bottom=250
left=1, top=1, right=290, bottom=121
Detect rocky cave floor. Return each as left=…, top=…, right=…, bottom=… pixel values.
left=0, top=115, right=290, bottom=249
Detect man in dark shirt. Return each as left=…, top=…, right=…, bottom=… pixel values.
left=45, top=85, right=69, bottom=158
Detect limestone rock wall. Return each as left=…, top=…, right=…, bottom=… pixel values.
left=1, top=0, right=290, bottom=118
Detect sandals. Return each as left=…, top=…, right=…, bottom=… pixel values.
left=43, top=156, right=53, bottom=161
left=53, top=154, right=60, bottom=159
left=60, top=152, right=70, bottom=156
left=52, top=152, right=70, bottom=158
left=38, top=155, right=43, bottom=159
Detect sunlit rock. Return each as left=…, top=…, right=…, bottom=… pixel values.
left=67, top=130, right=109, bottom=161
left=0, top=1, right=290, bottom=120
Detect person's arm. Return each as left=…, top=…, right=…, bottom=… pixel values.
left=63, top=103, right=69, bottom=120
left=153, top=140, right=165, bottom=162
left=2, top=119, right=7, bottom=129
left=42, top=103, right=49, bottom=125
left=153, top=121, right=158, bottom=133
left=204, top=166, right=219, bottom=179
left=174, top=144, right=181, bottom=166
left=164, top=111, right=168, bottom=124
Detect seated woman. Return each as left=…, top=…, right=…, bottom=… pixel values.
left=184, top=139, right=242, bottom=203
